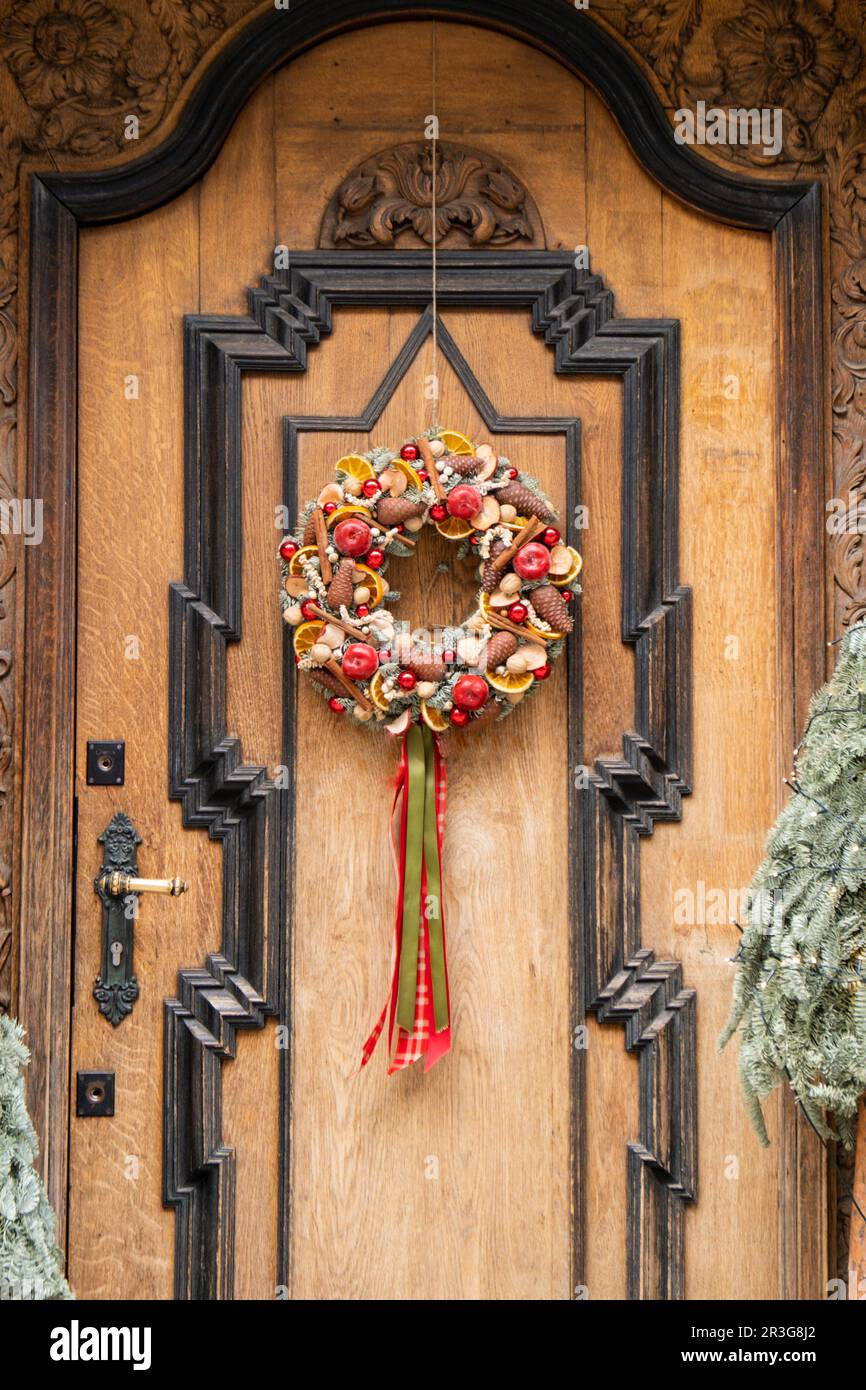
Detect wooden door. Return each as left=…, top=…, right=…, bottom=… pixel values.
left=24, top=14, right=824, bottom=1300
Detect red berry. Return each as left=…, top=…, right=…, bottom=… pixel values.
left=430, top=503, right=448, bottom=522
left=470, top=535, right=479, bottom=546
left=452, top=674, right=489, bottom=711
left=279, top=538, right=298, bottom=560
left=333, top=517, right=372, bottom=557
left=328, top=697, right=345, bottom=714
left=322, top=502, right=337, bottom=516
left=533, top=663, right=552, bottom=681
left=562, top=590, right=573, bottom=603
left=514, top=542, right=551, bottom=581
left=398, top=670, right=417, bottom=691
left=508, top=602, right=528, bottom=624
left=508, top=467, right=519, bottom=479
left=366, top=548, right=384, bottom=568
left=362, top=479, right=381, bottom=498
left=449, top=709, right=469, bottom=727
left=442, top=649, right=456, bottom=664
left=341, top=642, right=378, bottom=680
left=542, top=528, right=561, bottom=547
left=417, top=469, right=429, bottom=482
left=301, top=600, right=319, bottom=620
left=356, top=604, right=370, bottom=618
left=401, top=444, right=419, bottom=461
left=447, top=484, right=483, bottom=520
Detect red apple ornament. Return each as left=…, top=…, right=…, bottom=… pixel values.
left=341, top=643, right=379, bottom=680
left=452, top=674, right=489, bottom=711
left=513, top=542, right=551, bottom=580
left=447, top=484, right=483, bottom=520
left=333, top=517, right=372, bottom=557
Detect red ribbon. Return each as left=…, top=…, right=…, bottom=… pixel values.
left=360, top=728, right=451, bottom=1073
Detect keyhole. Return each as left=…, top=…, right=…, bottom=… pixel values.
left=110, top=940, right=123, bottom=967
left=97, top=753, right=114, bottom=773
left=87, top=1082, right=105, bottom=1105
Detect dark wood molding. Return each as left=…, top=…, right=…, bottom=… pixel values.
left=18, top=0, right=824, bottom=1299
left=168, top=252, right=692, bottom=1299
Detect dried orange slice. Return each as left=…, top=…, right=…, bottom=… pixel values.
left=436, top=429, right=474, bottom=455
left=352, top=563, right=385, bottom=608
left=326, top=504, right=370, bottom=528
left=435, top=515, right=475, bottom=541
left=549, top=546, right=583, bottom=588
left=336, top=453, right=375, bottom=482
left=293, top=620, right=325, bottom=659
left=487, top=669, right=534, bottom=696
left=420, top=702, right=449, bottom=733
left=369, top=668, right=393, bottom=712
left=287, top=544, right=319, bottom=576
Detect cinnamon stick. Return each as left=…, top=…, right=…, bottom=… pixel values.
left=490, top=516, right=545, bottom=575
left=325, top=658, right=373, bottom=713
left=308, top=602, right=369, bottom=643
left=484, top=609, right=554, bottom=645
left=312, top=506, right=332, bottom=584
left=417, top=437, right=446, bottom=501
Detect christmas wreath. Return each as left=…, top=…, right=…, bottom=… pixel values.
left=277, top=429, right=582, bottom=733
left=276, top=428, right=582, bottom=1073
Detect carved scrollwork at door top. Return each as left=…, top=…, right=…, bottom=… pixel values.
left=318, top=140, right=546, bottom=248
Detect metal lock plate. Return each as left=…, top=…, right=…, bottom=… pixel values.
left=76, top=1070, right=115, bottom=1117
left=86, top=740, right=125, bottom=786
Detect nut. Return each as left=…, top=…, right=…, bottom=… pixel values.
left=506, top=652, right=528, bottom=674
left=457, top=636, right=484, bottom=665
left=499, top=504, right=518, bottom=522
left=310, top=642, right=332, bottom=664
left=404, top=515, right=425, bottom=532
left=429, top=438, right=446, bottom=457
left=521, top=644, right=548, bottom=671
left=343, top=477, right=363, bottom=497
left=499, top=572, right=522, bottom=595
left=317, top=481, right=343, bottom=507
left=353, top=585, right=371, bottom=605
left=284, top=604, right=304, bottom=625
left=417, top=681, right=438, bottom=699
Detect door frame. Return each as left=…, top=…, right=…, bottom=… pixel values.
left=19, top=0, right=826, bottom=1297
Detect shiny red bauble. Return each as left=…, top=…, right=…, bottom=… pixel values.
left=341, top=643, right=379, bottom=680
left=513, top=542, right=551, bottom=580
left=452, top=674, right=489, bottom=711
left=397, top=670, right=417, bottom=691
left=300, top=600, right=320, bottom=620
left=417, top=469, right=429, bottom=482
left=366, top=548, right=384, bottom=568
left=401, top=444, right=419, bottom=461
left=430, top=503, right=448, bottom=522
left=356, top=604, right=370, bottom=618
left=533, top=663, right=552, bottom=681
left=322, top=502, right=337, bottom=516
left=442, top=649, right=456, bottom=664
left=279, top=538, right=298, bottom=560
left=328, top=698, right=345, bottom=714
left=508, top=467, right=519, bottom=479
left=508, top=602, right=529, bottom=624
left=333, top=517, right=372, bottom=556
left=447, top=484, right=482, bottom=520
left=542, top=528, right=561, bottom=547
left=362, top=479, right=381, bottom=498
left=449, top=709, right=470, bottom=727
left=562, top=590, right=573, bottom=603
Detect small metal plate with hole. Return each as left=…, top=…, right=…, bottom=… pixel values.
left=87, top=740, right=125, bottom=786
left=76, top=1070, right=115, bottom=1117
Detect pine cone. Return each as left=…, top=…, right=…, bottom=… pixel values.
left=376, top=495, right=426, bottom=527
left=494, top=481, right=556, bottom=524
left=327, top=557, right=355, bottom=610
left=481, top=540, right=507, bottom=593
left=403, top=649, right=446, bottom=683
left=302, top=513, right=318, bottom=545
left=446, top=453, right=480, bottom=478
left=484, top=631, right=517, bottom=671
left=531, top=585, right=573, bottom=635
left=308, top=667, right=346, bottom=698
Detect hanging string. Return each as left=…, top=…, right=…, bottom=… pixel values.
left=431, top=19, right=439, bottom=433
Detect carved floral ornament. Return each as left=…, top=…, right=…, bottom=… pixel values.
left=319, top=140, right=545, bottom=249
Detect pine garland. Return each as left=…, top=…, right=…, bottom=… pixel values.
left=0, top=1016, right=72, bottom=1300
left=720, top=621, right=866, bottom=1148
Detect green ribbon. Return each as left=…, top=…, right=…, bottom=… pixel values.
left=395, top=724, right=450, bottom=1036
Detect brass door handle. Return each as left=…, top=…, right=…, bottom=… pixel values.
left=98, top=872, right=188, bottom=897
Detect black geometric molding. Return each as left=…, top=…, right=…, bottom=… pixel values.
left=165, top=251, right=693, bottom=1301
